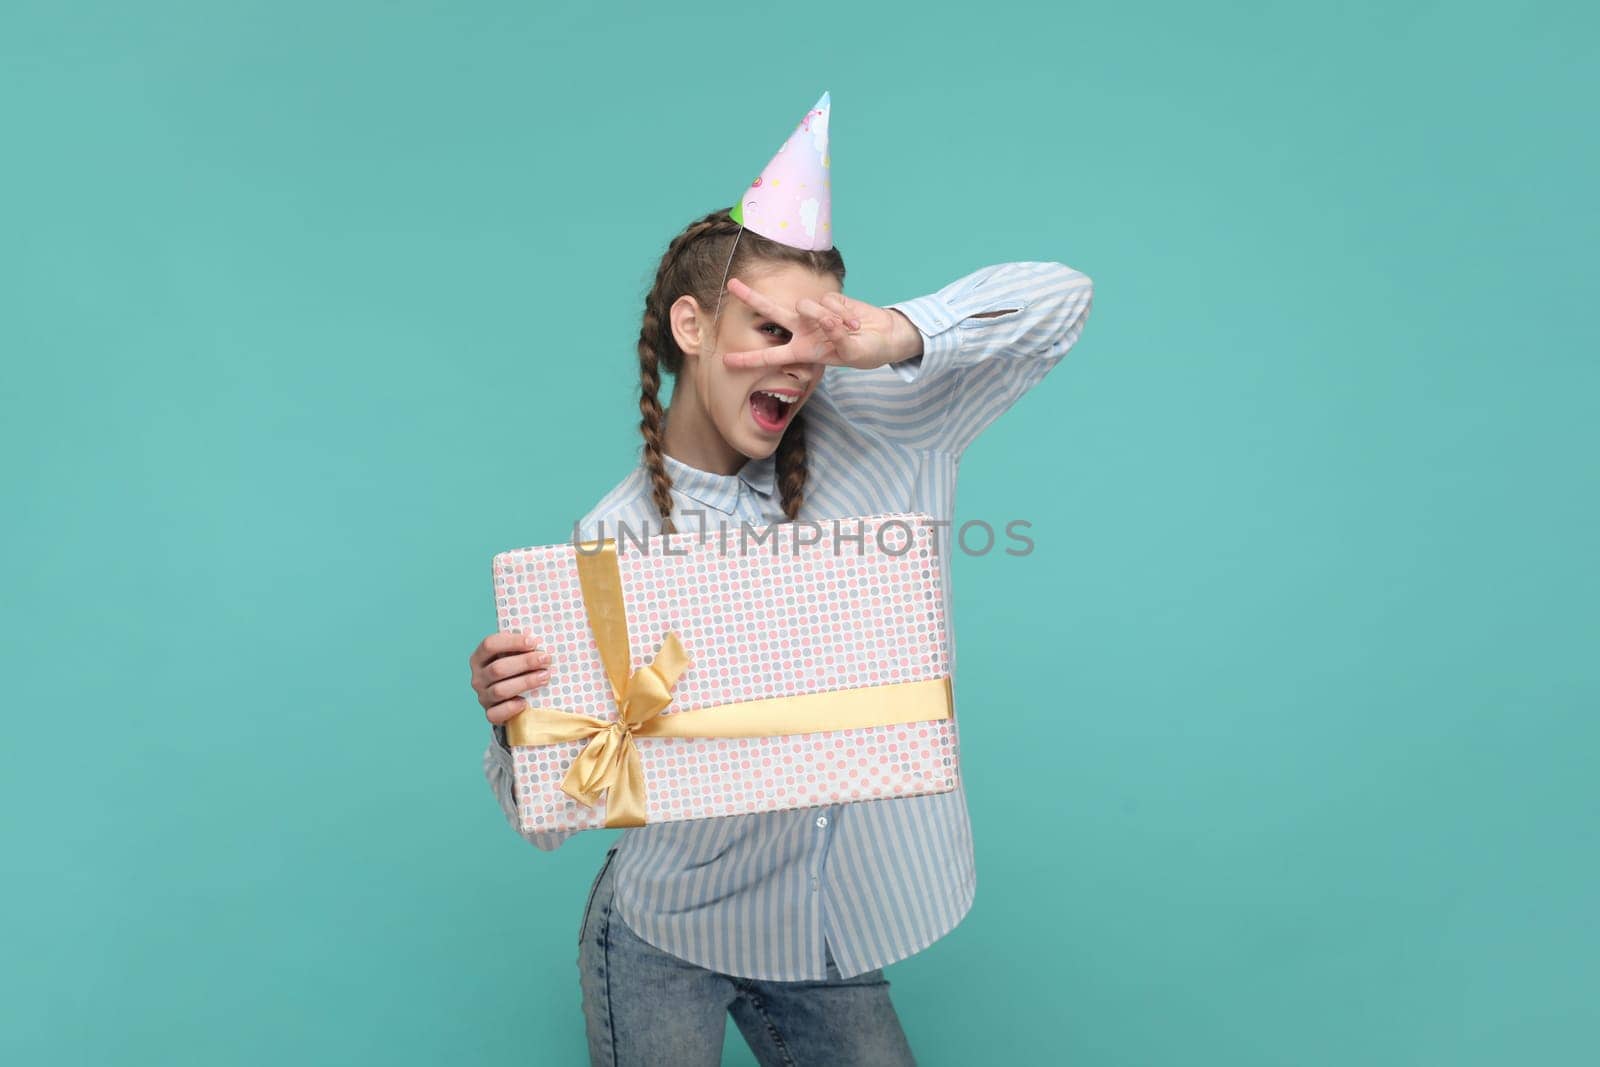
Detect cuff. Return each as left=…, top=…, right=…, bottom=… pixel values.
left=884, top=293, right=964, bottom=385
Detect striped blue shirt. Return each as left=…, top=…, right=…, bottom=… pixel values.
left=484, top=260, right=1095, bottom=980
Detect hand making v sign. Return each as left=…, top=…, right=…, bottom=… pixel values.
left=721, top=276, right=923, bottom=372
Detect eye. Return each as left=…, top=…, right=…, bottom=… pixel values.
left=759, top=322, right=791, bottom=340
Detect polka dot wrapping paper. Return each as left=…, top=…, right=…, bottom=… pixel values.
left=491, top=513, right=957, bottom=834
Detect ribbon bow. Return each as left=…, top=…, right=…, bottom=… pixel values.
left=509, top=633, right=690, bottom=828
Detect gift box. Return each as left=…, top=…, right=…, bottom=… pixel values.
left=492, top=512, right=958, bottom=834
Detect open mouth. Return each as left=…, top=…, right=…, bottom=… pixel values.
left=748, top=387, right=801, bottom=433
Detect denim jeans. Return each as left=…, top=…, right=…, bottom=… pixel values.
left=577, top=845, right=919, bottom=1066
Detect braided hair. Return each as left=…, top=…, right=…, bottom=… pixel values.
left=637, top=207, right=845, bottom=533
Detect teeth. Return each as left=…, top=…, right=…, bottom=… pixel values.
left=754, top=390, right=798, bottom=405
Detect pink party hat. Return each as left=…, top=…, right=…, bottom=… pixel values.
left=729, top=91, right=832, bottom=251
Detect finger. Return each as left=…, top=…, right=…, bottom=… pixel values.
left=487, top=649, right=552, bottom=682
left=796, top=297, right=855, bottom=344
left=723, top=344, right=806, bottom=369
left=793, top=296, right=831, bottom=329
left=486, top=697, right=531, bottom=726
left=728, top=337, right=840, bottom=368
left=819, top=292, right=863, bottom=329
left=725, top=341, right=839, bottom=368
left=470, top=631, right=541, bottom=670
left=487, top=669, right=551, bottom=704
left=726, top=277, right=796, bottom=328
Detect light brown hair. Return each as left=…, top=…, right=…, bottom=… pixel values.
left=637, top=206, right=846, bottom=533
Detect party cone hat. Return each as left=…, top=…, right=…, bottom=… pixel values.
left=729, top=91, right=832, bottom=251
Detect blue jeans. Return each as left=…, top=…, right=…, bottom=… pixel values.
left=577, top=845, right=919, bottom=1066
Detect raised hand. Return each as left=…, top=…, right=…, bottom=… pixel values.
left=721, top=276, right=919, bottom=372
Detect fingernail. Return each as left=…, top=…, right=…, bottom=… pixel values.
left=524, top=633, right=536, bottom=647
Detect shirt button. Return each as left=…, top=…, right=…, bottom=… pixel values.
left=815, top=815, right=828, bottom=828
left=810, top=876, right=819, bottom=891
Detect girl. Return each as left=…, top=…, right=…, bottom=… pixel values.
left=469, top=205, right=1093, bottom=1064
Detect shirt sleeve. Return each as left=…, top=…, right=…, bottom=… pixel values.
left=816, top=260, right=1094, bottom=456
left=484, top=723, right=579, bottom=852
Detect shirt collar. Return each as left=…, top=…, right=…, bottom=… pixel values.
left=658, top=449, right=776, bottom=513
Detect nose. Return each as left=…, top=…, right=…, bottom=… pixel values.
left=781, top=364, right=815, bottom=387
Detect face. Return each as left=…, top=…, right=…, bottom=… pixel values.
left=669, top=262, right=840, bottom=464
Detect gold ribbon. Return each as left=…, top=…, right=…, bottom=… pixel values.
left=506, top=538, right=953, bottom=828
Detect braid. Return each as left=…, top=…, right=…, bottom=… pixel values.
left=637, top=297, right=677, bottom=535
left=775, top=408, right=808, bottom=520
left=636, top=206, right=842, bottom=535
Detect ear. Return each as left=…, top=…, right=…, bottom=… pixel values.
left=668, top=294, right=712, bottom=358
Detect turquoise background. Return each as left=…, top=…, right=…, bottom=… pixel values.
left=3, top=1, right=1595, bottom=1063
